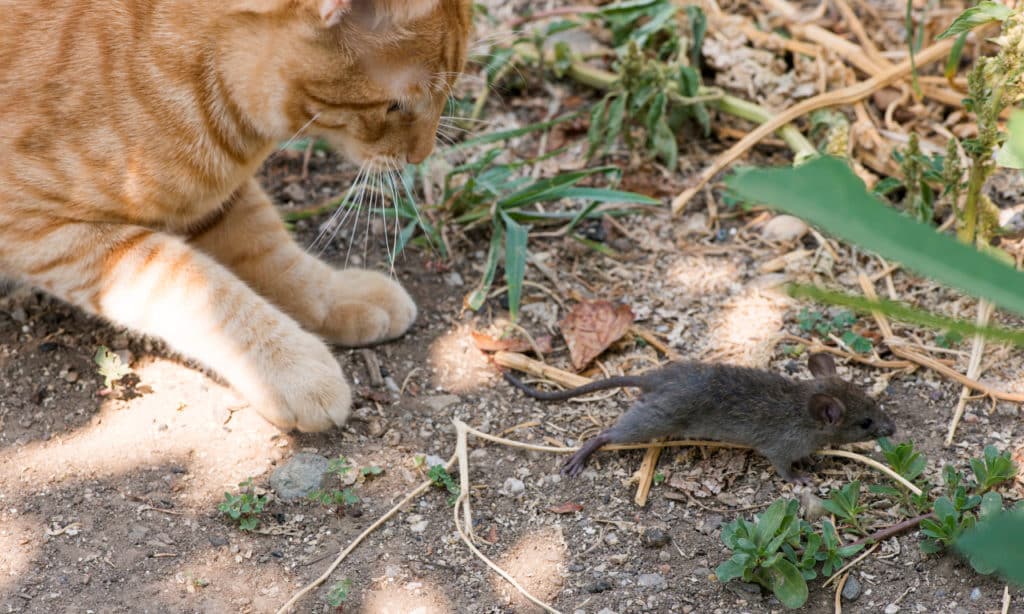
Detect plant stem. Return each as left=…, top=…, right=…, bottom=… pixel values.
left=846, top=512, right=935, bottom=549
left=512, top=43, right=817, bottom=160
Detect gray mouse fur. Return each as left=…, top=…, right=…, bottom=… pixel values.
left=504, top=353, right=896, bottom=483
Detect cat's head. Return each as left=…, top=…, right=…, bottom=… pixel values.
left=220, top=0, right=472, bottom=169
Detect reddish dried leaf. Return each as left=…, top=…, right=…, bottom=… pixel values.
left=547, top=502, right=584, bottom=514
left=470, top=330, right=553, bottom=354
left=559, top=300, right=634, bottom=370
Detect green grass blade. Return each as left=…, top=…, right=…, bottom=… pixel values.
left=726, top=156, right=1024, bottom=317
left=501, top=212, right=529, bottom=321
left=465, top=222, right=504, bottom=311
left=450, top=112, right=580, bottom=150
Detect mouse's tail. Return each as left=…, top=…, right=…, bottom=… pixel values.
left=502, top=370, right=646, bottom=401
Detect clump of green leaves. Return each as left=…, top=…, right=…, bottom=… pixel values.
left=428, top=464, right=460, bottom=505
left=873, top=134, right=946, bottom=224
left=821, top=481, right=868, bottom=536
left=94, top=345, right=132, bottom=389
left=309, top=456, right=383, bottom=510
left=583, top=1, right=710, bottom=169
left=717, top=498, right=865, bottom=609
left=218, top=478, right=268, bottom=532
left=869, top=438, right=933, bottom=514
left=796, top=308, right=873, bottom=353
left=325, top=578, right=353, bottom=609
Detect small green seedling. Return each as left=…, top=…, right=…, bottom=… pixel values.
left=360, top=465, right=384, bottom=478
left=325, top=578, right=353, bottom=609
left=796, top=309, right=872, bottom=353
left=94, top=345, right=132, bottom=388
left=428, top=464, right=460, bottom=505
left=869, top=438, right=932, bottom=513
left=653, top=472, right=666, bottom=485
left=308, top=455, right=372, bottom=510
left=821, top=481, right=868, bottom=535
left=218, top=478, right=267, bottom=532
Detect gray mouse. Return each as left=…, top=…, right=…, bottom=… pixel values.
left=503, top=353, right=896, bottom=483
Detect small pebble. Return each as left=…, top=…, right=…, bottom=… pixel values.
left=63, top=370, right=79, bottom=383
left=443, top=272, right=464, bottom=287
left=208, top=535, right=228, bottom=547
left=641, top=528, right=671, bottom=548
left=761, top=215, right=809, bottom=242
left=884, top=605, right=900, bottom=614
left=409, top=520, right=429, bottom=533
left=269, top=453, right=329, bottom=501
left=970, top=588, right=981, bottom=601
left=604, top=532, right=620, bottom=546
left=637, top=573, right=667, bottom=591
left=500, top=478, right=525, bottom=497
left=423, top=454, right=446, bottom=468
left=800, top=490, right=829, bottom=521
left=596, top=609, right=618, bottom=614
left=657, top=551, right=671, bottom=562
left=841, top=575, right=862, bottom=601
left=585, top=579, right=613, bottom=593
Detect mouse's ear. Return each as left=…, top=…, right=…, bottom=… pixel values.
left=807, top=353, right=837, bottom=378
left=808, top=393, right=845, bottom=426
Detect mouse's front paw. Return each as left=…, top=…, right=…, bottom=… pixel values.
left=561, top=452, right=589, bottom=478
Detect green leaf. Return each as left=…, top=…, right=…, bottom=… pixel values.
left=726, top=157, right=1024, bottom=319
left=934, top=496, right=958, bottom=523
left=465, top=222, right=504, bottom=311
left=936, top=1, right=1012, bottom=40
left=920, top=539, right=943, bottom=554
left=943, top=32, right=968, bottom=82
left=651, top=117, right=678, bottom=170
left=753, top=499, right=789, bottom=548
left=765, top=559, right=809, bottom=609
left=501, top=211, right=529, bottom=321
left=955, top=510, right=1024, bottom=584
left=604, top=94, right=628, bottom=151
left=979, top=491, right=1003, bottom=519
left=1006, top=110, right=1024, bottom=170
left=715, top=557, right=748, bottom=582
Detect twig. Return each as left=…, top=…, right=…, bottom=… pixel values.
left=817, top=450, right=921, bottom=495
left=834, top=573, right=848, bottom=613
left=822, top=543, right=880, bottom=588
left=1002, top=585, right=1011, bottom=614
left=946, top=299, right=994, bottom=445
left=844, top=512, right=934, bottom=550
left=453, top=420, right=563, bottom=614
left=630, top=325, right=683, bottom=360
left=494, top=351, right=592, bottom=388
left=275, top=453, right=457, bottom=614
left=670, top=37, right=956, bottom=214
left=779, top=334, right=914, bottom=369
left=633, top=443, right=662, bottom=507
left=857, top=275, right=1024, bottom=403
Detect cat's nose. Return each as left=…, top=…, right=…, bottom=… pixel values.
left=406, top=140, right=434, bottom=165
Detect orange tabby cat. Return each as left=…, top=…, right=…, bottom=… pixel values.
left=0, top=0, right=472, bottom=431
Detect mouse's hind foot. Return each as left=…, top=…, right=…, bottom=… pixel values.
left=561, top=433, right=612, bottom=478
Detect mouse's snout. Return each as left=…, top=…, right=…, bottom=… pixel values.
left=875, top=415, right=896, bottom=438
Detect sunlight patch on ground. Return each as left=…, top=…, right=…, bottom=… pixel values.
left=665, top=254, right=740, bottom=299
left=704, top=285, right=793, bottom=367
left=0, top=514, right=39, bottom=600
left=428, top=324, right=494, bottom=393
left=361, top=574, right=452, bottom=613
left=0, top=358, right=282, bottom=506
left=491, top=526, right=567, bottom=609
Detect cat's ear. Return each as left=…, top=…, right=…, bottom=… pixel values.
left=319, top=0, right=351, bottom=27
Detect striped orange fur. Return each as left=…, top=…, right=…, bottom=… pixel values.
left=0, top=0, right=472, bottom=431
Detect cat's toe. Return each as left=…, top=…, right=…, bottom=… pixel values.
left=250, top=341, right=352, bottom=432
left=321, top=269, right=417, bottom=345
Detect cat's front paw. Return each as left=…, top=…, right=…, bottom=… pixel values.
left=319, top=269, right=417, bottom=346
left=254, top=340, right=352, bottom=432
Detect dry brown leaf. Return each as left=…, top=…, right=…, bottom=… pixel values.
left=559, top=300, right=634, bottom=370
left=547, top=502, right=584, bottom=514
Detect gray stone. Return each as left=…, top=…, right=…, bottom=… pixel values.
left=970, top=587, right=982, bottom=601
left=604, top=532, right=619, bottom=546
left=596, top=609, right=619, bottom=614
left=637, top=573, right=667, bottom=591
left=641, top=528, right=671, bottom=548
left=270, top=453, right=329, bottom=501
left=884, top=605, right=900, bottom=614
left=501, top=478, right=525, bottom=497
left=585, top=579, right=613, bottom=593
left=841, top=575, right=862, bottom=601
left=423, top=395, right=461, bottom=412
left=762, top=215, right=808, bottom=242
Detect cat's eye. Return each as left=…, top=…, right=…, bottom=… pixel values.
left=386, top=101, right=402, bottom=113
left=859, top=418, right=873, bottom=429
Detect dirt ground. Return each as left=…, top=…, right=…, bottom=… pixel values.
left=4, top=2, right=1024, bottom=613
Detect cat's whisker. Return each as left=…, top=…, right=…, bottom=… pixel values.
left=306, top=162, right=364, bottom=255
left=384, top=166, right=402, bottom=272
left=317, top=163, right=367, bottom=257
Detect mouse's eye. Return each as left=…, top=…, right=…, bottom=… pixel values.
left=859, top=418, right=874, bottom=429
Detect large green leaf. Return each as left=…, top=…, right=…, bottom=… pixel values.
left=955, top=510, right=1024, bottom=584
left=753, top=499, right=788, bottom=549
left=726, top=156, right=1024, bottom=318
left=764, top=558, right=809, bottom=609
